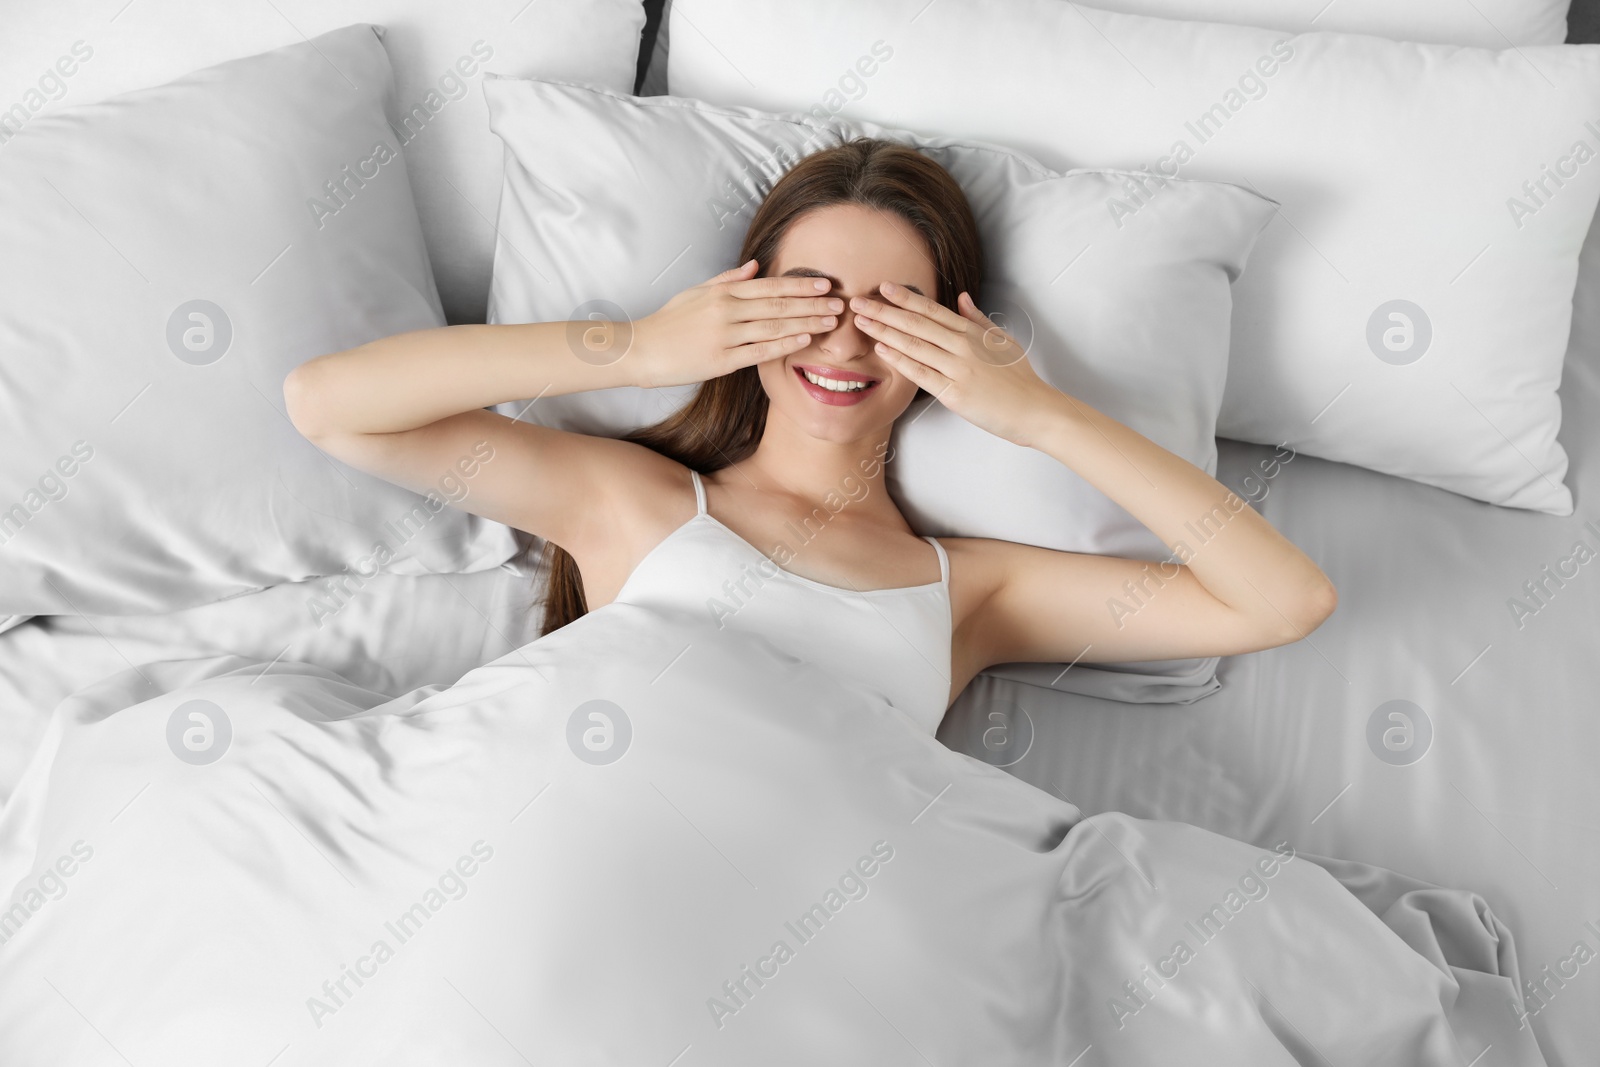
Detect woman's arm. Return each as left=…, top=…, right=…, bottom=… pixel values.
left=282, top=261, right=841, bottom=548
left=283, top=321, right=639, bottom=553
left=850, top=283, right=1336, bottom=673
left=284, top=320, right=633, bottom=438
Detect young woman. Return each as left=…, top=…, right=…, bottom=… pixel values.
left=284, top=138, right=1335, bottom=733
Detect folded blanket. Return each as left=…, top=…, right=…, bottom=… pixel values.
left=0, top=603, right=1545, bottom=1065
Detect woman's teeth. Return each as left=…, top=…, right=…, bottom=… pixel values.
left=802, top=369, right=872, bottom=392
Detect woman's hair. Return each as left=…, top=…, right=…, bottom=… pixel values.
left=537, top=137, right=984, bottom=635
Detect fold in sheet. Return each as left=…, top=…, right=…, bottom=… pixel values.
left=0, top=603, right=1545, bottom=1065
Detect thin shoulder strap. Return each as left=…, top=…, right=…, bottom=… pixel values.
left=689, top=469, right=707, bottom=516
left=924, top=535, right=950, bottom=585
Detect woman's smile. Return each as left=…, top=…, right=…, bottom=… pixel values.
left=792, top=361, right=883, bottom=406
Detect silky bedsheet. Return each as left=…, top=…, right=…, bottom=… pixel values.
left=0, top=561, right=545, bottom=805
left=0, top=602, right=1541, bottom=1065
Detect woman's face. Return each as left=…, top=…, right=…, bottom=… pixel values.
left=756, top=203, right=939, bottom=444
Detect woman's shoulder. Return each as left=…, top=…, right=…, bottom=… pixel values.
left=933, top=535, right=1010, bottom=574
left=555, top=440, right=699, bottom=609
left=934, top=536, right=1057, bottom=632
left=578, top=438, right=696, bottom=530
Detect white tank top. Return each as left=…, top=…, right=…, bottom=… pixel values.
left=608, top=469, right=953, bottom=734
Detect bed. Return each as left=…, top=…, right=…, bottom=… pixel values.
left=1, top=0, right=1596, bottom=1063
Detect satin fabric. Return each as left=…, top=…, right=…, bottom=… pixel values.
left=0, top=603, right=1541, bottom=1064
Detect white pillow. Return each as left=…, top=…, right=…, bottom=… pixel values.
left=483, top=75, right=1278, bottom=701
left=670, top=0, right=1600, bottom=515
left=639, top=0, right=1571, bottom=99
left=0, top=26, right=517, bottom=618
left=0, top=0, right=646, bottom=324
left=1047, top=0, right=1567, bottom=45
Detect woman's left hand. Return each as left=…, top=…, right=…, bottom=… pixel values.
left=850, top=283, right=1059, bottom=448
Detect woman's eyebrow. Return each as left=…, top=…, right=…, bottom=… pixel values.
left=779, top=267, right=925, bottom=297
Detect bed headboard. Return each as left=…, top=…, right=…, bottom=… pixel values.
left=1572, top=0, right=1599, bottom=42
left=638, top=0, right=666, bottom=91
left=635, top=0, right=1600, bottom=93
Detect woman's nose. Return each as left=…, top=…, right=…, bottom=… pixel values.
left=820, top=308, right=872, bottom=359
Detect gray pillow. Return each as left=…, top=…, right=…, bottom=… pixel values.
left=0, top=1, right=649, bottom=325
left=482, top=76, right=1277, bottom=702
left=0, top=25, right=517, bottom=620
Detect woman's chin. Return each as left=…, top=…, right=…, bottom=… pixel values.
left=795, top=405, right=908, bottom=447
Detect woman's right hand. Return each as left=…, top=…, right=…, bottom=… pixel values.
left=622, top=259, right=844, bottom=389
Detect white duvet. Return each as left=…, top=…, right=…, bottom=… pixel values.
left=0, top=602, right=1546, bottom=1064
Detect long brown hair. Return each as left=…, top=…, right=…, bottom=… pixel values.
left=537, top=137, right=984, bottom=635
